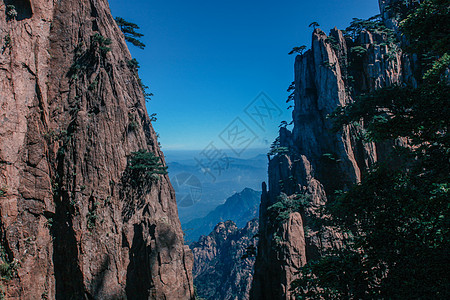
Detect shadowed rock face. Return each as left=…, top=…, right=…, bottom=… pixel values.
left=251, top=1, right=417, bottom=299
left=0, top=0, right=193, bottom=299
left=191, top=220, right=258, bottom=300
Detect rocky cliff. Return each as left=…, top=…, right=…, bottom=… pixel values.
left=191, top=220, right=258, bottom=300
left=0, top=0, right=193, bottom=299
left=251, top=1, right=417, bottom=299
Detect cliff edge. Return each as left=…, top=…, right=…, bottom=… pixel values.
left=0, top=0, right=193, bottom=298
left=251, top=1, right=417, bottom=299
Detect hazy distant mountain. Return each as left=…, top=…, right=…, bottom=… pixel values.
left=182, top=188, right=261, bottom=243
left=165, top=150, right=267, bottom=224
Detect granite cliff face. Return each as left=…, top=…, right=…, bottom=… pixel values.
left=0, top=0, right=193, bottom=299
left=251, top=1, right=416, bottom=299
left=191, top=220, right=258, bottom=300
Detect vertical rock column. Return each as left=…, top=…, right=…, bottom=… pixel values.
left=251, top=4, right=414, bottom=297
left=0, top=0, right=193, bottom=299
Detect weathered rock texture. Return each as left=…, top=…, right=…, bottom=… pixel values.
left=251, top=1, right=416, bottom=299
left=191, top=220, right=258, bottom=300
left=0, top=0, right=193, bottom=299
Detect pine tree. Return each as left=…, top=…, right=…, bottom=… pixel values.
left=115, top=17, right=146, bottom=49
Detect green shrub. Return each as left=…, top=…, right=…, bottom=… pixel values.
left=0, top=246, right=19, bottom=281
left=137, top=78, right=153, bottom=102
left=322, top=153, right=341, bottom=162
left=268, top=136, right=290, bottom=156
left=128, top=121, right=139, bottom=131
left=2, top=34, right=11, bottom=53
left=128, top=112, right=140, bottom=131
left=0, top=186, right=6, bottom=197
left=126, top=150, right=167, bottom=185
left=267, top=194, right=309, bottom=223
left=6, top=5, right=17, bottom=20
left=88, top=79, right=98, bottom=91
left=87, top=211, right=98, bottom=230
left=86, top=201, right=100, bottom=230
left=45, top=217, right=53, bottom=229
left=321, top=60, right=336, bottom=69
left=325, top=35, right=339, bottom=51
left=92, top=33, right=112, bottom=54
left=127, top=58, right=140, bottom=70
left=350, top=46, right=368, bottom=57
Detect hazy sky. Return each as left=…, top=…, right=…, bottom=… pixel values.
left=109, top=0, right=380, bottom=152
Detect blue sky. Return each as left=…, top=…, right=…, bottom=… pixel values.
left=109, top=0, right=380, bottom=152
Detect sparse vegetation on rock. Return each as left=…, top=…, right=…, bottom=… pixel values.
left=267, top=194, right=308, bottom=223
left=288, top=45, right=307, bottom=55
left=6, top=5, right=17, bottom=20
left=115, top=17, right=146, bottom=49
left=92, top=33, right=112, bottom=54
left=126, top=150, right=167, bottom=185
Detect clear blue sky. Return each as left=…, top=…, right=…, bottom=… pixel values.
left=109, top=0, right=380, bottom=151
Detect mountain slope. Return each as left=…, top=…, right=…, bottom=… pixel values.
left=168, top=153, right=267, bottom=224
left=183, top=188, right=261, bottom=242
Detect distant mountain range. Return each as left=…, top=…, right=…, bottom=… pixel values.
left=182, top=188, right=261, bottom=243
left=165, top=150, right=267, bottom=224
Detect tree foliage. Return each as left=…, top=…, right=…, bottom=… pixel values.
left=125, top=150, right=167, bottom=186
left=92, top=33, right=112, bottom=54
left=115, top=17, right=146, bottom=49
left=309, top=22, right=320, bottom=29
left=268, top=137, right=289, bottom=156
left=289, top=45, right=307, bottom=55
left=6, top=5, right=17, bottom=20
left=292, top=1, right=450, bottom=298
left=267, top=194, right=308, bottom=224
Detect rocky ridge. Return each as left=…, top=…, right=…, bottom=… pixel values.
left=191, top=220, right=258, bottom=300
left=0, top=0, right=193, bottom=298
left=251, top=1, right=417, bottom=299
left=183, top=188, right=260, bottom=243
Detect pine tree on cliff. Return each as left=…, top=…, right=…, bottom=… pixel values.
left=288, top=45, right=307, bottom=55
left=292, top=0, right=450, bottom=298
left=309, top=21, right=320, bottom=29
left=115, top=17, right=146, bottom=49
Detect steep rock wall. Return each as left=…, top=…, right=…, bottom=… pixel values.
left=0, top=0, right=193, bottom=299
left=191, top=220, right=258, bottom=300
left=251, top=1, right=416, bottom=299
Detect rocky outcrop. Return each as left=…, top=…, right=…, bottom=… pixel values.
left=251, top=1, right=416, bottom=299
left=191, top=220, right=258, bottom=300
left=250, top=199, right=306, bottom=300
left=183, top=188, right=260, bottom=243
left=0, top=0, right=193, bottom=299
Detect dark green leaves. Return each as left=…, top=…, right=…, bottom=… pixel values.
left=92, top=33, right=112, bottom=54
left=400, top=0, right=450, bottom=57
left=289, top=45, right=307, bottom=55
left=115, top=17, right=146, bottom=49
left=125, top=150, right=167, bottom=186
